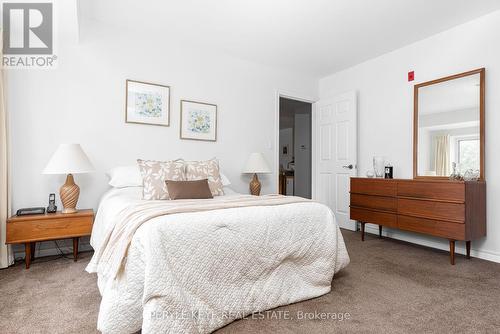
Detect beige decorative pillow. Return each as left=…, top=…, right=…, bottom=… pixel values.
left=185, top=159, right=224, bottom=196
left=137, top=159, right=185, bottom=200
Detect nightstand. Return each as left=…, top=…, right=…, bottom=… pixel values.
left=6, top=209, right=94, bottom=269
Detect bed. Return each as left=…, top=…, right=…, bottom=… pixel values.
left=87, top=186, right=350, bottom=334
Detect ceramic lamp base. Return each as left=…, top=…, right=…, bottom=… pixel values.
left=62, top=207, right=78, bottom=214
left=249, top=173, right=261, bottom=196
left=60, top=174, right=80, bottom=214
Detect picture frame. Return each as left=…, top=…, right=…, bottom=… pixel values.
left=125, top=79, right=170, bottom=126
left=180, top=100, right=217, bottom=142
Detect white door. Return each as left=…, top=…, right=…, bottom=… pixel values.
left=314, top=91, right=357, bottom=231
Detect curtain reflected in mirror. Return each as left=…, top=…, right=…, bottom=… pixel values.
left=416, top=72, right=481, bottom=178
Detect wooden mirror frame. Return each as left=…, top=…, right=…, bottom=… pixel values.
left=413, top=68, right=485, bottom=180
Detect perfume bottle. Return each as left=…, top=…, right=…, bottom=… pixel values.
left=449, top=162, right=457, bottom=180
left=449, top=162, right=463, bottom=181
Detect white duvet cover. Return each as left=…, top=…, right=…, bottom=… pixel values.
left=89, top=187, right=350, bottom=334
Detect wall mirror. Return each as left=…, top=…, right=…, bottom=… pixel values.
left=414, top=68, right=485, bottom=180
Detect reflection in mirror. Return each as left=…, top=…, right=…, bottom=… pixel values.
left=417, top=73, right=480, bottom=177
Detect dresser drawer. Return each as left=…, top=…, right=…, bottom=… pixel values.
left=6, top=215, right=93, bottom=244
left=397, top=198, right=465, bottom=223
left=397, top=181, right=465, bottom=202
left=350, top=207, right=397, bottom=228
left=351, top=193, right=396, bottom=212
left=398, top=215, right=466, bottom=240
left=351, top=178, right=396, bottom=197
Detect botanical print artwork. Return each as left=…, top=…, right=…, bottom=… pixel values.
left=187, top=110, right=211, bottom=134
left=126, top=80, right=170, bottom=126
left=180, top=100, right=217, bottom=141
left=134, top=92, right=163, bottom=118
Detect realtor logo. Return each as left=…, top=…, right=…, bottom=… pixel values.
left=2, top=2, right=56, bottom=68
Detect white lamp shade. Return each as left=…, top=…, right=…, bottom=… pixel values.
left=43, top=144, right=95, bottom=174
left=242, top=152, right=271, bottom=174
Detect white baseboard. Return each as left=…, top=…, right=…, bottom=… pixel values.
left=363, top=223, right=500, bottom=264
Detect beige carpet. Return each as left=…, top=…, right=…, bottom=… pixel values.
left=1, top=230, right=500, bottom=334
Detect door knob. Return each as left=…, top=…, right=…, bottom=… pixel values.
left=342, top=164, right=354, bottom=169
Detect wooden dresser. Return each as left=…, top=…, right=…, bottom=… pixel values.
left=6, top=209, right=94, bottom=269
left=350, top=178, right=486, bottom=264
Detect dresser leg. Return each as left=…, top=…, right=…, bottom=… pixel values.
left=361, top=222, right=365, bottom=241
left=466, top=241, right=471, bottom=259
left=73, top=237, right=79, bottom=262
left=449, top=240, right=455, bottom=265
left=25, top=243, right=31, bottom=269
left=379, top=225, right=382, bottom=238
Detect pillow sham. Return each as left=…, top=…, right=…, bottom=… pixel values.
left=137, top=159, right=185, bottom=200
left=165, top=179, right=213, bottom=200
left=220, top=173, right=231, bottom=186
left=106, top=165, right=143, bottom=188
left=185, top=158, right=224, bottom=196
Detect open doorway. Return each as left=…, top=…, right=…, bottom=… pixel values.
left=278, top=97, right=312, bottom=198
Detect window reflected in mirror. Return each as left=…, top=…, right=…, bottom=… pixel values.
left=417, top=73, right=481, bottom=177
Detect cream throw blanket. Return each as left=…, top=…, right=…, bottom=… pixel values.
left=87, top=195, right=309, bottom=280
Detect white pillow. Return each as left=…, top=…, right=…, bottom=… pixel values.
left=107, top=165, right=143, bottom=188
left=107, top=164, right=231, bottom=188
left=220, top=173, right=231, bottom=186
left=222, top=186, right=237, bottom=195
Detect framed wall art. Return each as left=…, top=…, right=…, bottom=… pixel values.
left=180, top=100, right=217, bottom=141
left=125, top=79, right=170, bottom=126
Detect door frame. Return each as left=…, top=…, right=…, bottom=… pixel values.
left=274, top=90, right=317, bottom=198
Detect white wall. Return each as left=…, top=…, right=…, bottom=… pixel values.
left=319, top=10, right=500, bottom=262
left=6, top=19, right=317, bottom=216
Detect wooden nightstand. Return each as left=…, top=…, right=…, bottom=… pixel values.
left=6, top=209, right=94, bottom=269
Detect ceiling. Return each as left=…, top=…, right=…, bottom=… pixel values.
left=79, top=0, right=500, bottom=77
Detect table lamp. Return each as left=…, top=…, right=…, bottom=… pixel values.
left=43, top=144, right=95, bottom=213
left=242, top=152, right=271, bottom=196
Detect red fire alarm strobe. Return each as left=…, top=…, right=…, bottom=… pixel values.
left=408, top=71, right=415, bottom=82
